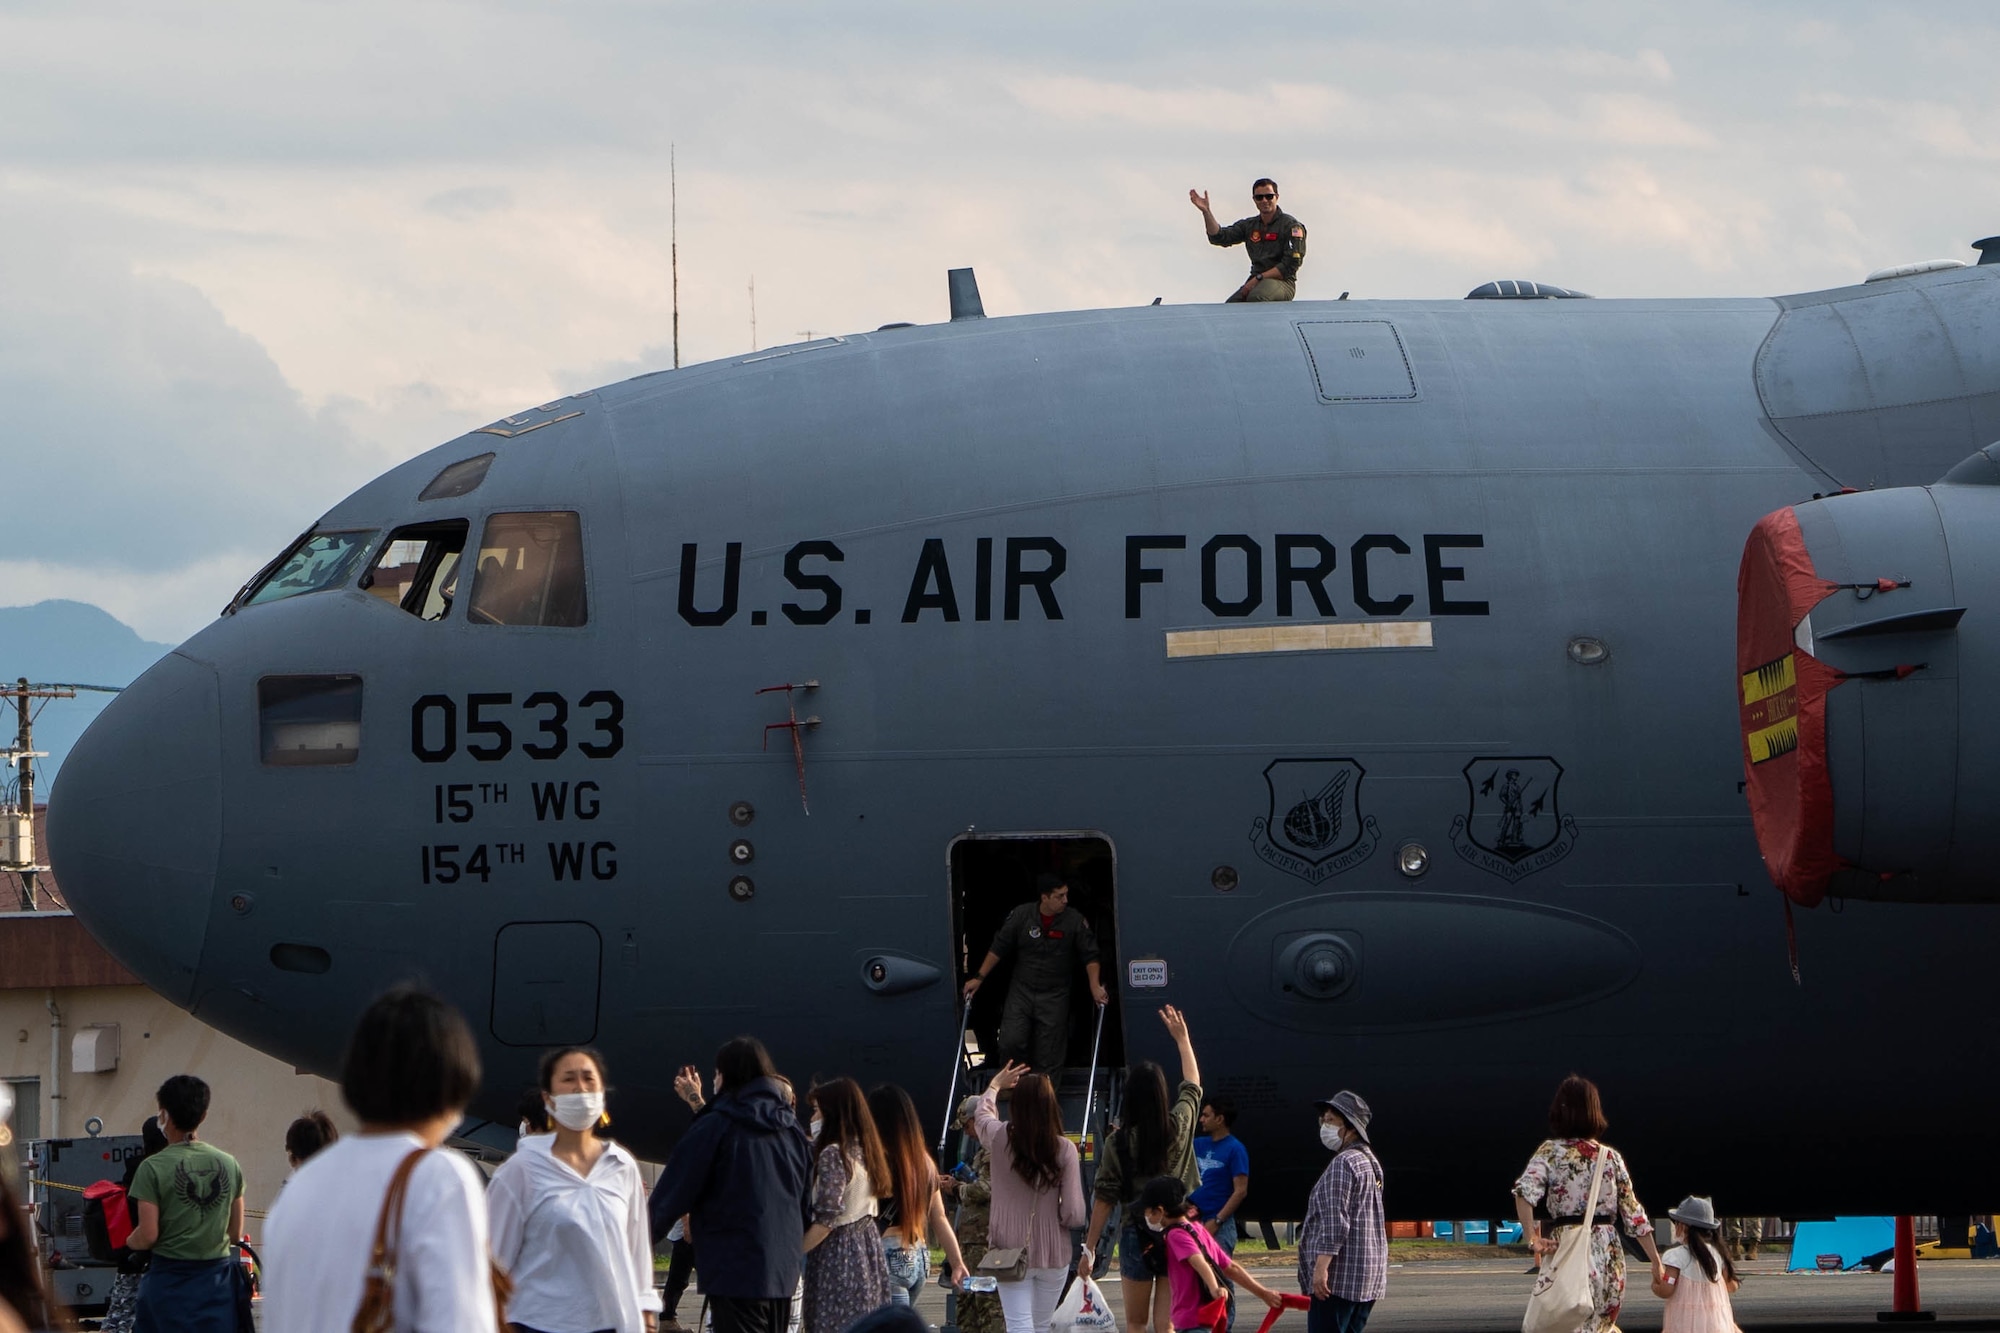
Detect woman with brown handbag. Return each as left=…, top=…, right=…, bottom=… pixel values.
left=263, top=987, right=503, bottom=1333
left=971, top=1061, right=1086, bottom=1333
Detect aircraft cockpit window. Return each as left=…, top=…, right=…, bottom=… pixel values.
left=360, top=520, right=469, bottom=621
left=259, top=675, right=363, bottom=766
left=467, top=511, right=589, bottom=627
left=419, top=453, right=495, bottom=501
left=242, top=530, right=375, bottom=608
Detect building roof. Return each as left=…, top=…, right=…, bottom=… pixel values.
left=0, top=912, right=138, bottom=988
left=2, top=804, right=138, bottom=987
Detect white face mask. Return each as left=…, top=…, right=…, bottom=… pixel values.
left=548, top=1091, right=606, bottom=1132
left=810, top=1116, right=825, bottom=1138
left=1144, top=1215, right=1166, bottom=1233
left=1319, top=1122, right=1346, bottom=1151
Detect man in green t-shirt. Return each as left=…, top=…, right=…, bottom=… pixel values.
left=126, top=1073, right=248, bottom=1330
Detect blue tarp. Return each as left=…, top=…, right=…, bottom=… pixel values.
left=1433, top=1220, right=1525, bottom=1244
left=1787, top=1217, right=1895, bottom=1271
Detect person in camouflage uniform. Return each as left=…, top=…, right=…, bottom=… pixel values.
left=1722, top=1216, right=1761, bottom=1261
left=942, top=1095, right=1003, bottom=1333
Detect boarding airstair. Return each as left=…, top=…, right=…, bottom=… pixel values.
left=936, top=1000, right=1122, bottom=1328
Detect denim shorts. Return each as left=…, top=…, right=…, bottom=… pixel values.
left=1118, top=1218, right=1155, bottom=1281
left=883, top=1237, right=929, bottom=1303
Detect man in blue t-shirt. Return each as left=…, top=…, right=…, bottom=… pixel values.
left=1192, top=1095, right=1251, bottom=1330
left=1193, top=1095, right=1250, bottom=1251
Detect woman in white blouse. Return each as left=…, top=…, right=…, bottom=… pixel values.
left=489, top=1047, right=663, bottom=1333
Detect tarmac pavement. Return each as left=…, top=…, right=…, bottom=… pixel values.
left=904, top=1255, right=2000, bottom=1332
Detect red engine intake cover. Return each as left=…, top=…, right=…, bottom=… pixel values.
left=1736, top=507, right=1844, bottom=906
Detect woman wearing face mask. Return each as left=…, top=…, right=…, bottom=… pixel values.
left=489, top=1047, right=662, bottom=1333
left=801, top=1078, right=893, bottom=1333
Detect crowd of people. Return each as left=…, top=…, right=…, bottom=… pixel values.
left=0, top=985, right=1751, bottom=1333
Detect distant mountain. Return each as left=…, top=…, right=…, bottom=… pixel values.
left=0, top=600, right=173, bottom=792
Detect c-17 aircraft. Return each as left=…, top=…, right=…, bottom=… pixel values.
left=47, top=246, right=2000, bottom=1224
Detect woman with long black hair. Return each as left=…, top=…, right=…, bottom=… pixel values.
left=1079, top=1006, right=1203, bottom=1333
left=866, top=1085, right=970, bottom=1306
left=801, top=1078, right=892, bottom=1333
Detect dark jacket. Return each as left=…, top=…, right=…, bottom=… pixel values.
left=653, top=1077, right=813, bottom=1299
left=1209, top=211, right=1307, bottom=281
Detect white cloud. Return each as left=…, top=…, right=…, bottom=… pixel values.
left=1005, top=75, right=1351, bottom=131
left=6, top=2, right=2000, bottom=643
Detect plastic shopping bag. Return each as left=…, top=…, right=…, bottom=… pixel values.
left=1051, top=1275, right=1119, bottom=1333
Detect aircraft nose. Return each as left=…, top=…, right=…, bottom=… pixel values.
left=48, top=651, right=222, bottom=1007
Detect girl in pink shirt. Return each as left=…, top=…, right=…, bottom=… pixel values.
left=1138, top=1177, right=1283, bottom=1333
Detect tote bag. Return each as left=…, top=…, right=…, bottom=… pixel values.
left=1522, top=1144, right=1610, bottom=1333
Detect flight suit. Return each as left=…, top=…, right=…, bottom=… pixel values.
left=989, top=901, right=1100, bottom=1072
left=1210, top=210, right=1307, bottom=302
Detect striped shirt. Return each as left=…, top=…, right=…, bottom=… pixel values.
left=1297, top=1145, right=1387, bottom=1303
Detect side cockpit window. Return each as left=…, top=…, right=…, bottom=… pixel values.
left=467, top=512, right=588, bottom=627
left=259, top=675, right=362, bottom=766
left=240, top=530, right=375, bottom=608
left=361, top=521, right=469, bottom=621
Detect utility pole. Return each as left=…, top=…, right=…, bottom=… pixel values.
left=749, top=275, right=757, bottom=351
left=797, top=330, right=821, bottom=342
left=3, top=679, right=120, bottom=910
left=670, top=143, right=681, bottom=370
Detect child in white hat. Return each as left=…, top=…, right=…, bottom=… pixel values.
left=1649, top=1196, right=1742, bottom=1333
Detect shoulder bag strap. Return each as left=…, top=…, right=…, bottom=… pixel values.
left=353, top=1148, right=429, bottom=1333
left=1584, top=1144, right=1611, bottom=1225
left=374, top=1149, right=429, bottom=1272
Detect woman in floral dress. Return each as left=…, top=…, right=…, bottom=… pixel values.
left=802, top=1078, right=893, bottom=1333
left=1512, top=1076, right=1664, bottom=1333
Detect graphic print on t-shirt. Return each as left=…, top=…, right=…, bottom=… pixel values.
left=173, top=1157, right=229, bottom=1215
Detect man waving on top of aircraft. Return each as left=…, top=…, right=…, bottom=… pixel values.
left=1193, top=178, right=1306, bottom=302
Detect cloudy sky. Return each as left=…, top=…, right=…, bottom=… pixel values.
left=5, top=2, right=2000, bottom=643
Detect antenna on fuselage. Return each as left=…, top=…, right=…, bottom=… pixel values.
left=948, top=267, right=985, bottom=321
left=670, top=144, right=681, bottom=370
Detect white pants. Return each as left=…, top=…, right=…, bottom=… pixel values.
left=998, top=1267, right=1069, bottom=1333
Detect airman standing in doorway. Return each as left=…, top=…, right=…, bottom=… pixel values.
left=1191, top=179, right=1306, bottom=302
left=963, top=873, right=1109, bottom=1074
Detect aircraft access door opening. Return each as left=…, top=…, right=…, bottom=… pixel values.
left=948, top=833, right=1125, bottom=1095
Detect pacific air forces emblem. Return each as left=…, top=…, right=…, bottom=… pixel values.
left=1248, top=758, right=1379, bottom=885
left=1449, top=756, right=1579, bottom=882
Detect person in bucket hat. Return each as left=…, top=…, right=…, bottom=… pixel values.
left=1649, top=1195, right=1741, bottom=1332
left=1297, top=1092, right=1386, bottom=1333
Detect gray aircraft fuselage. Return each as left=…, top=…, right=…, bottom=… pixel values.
left=51, top=263, right=2000, bottom=1221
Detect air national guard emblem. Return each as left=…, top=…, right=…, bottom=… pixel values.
left=1249, top=759, right=1379, bottom=884
left=1449, top=756, right=1580, bottom=882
